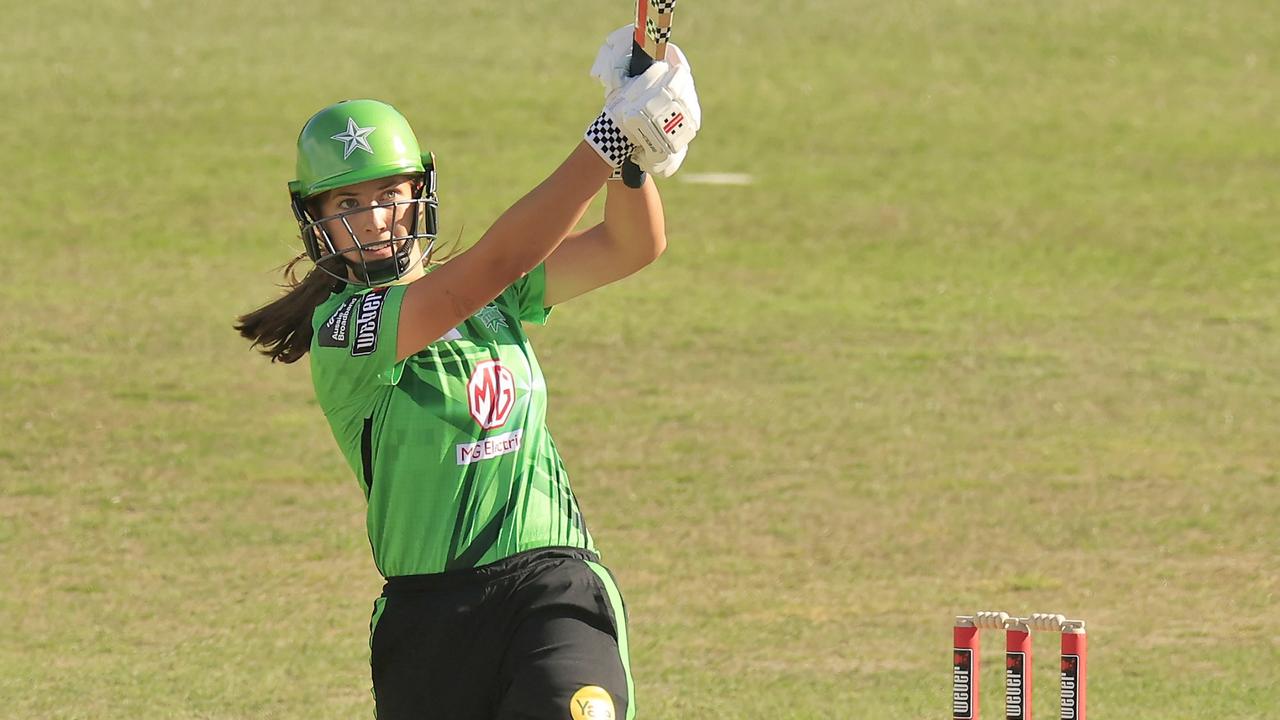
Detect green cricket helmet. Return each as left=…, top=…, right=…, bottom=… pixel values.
left=289, top=99, right=438, bottom=286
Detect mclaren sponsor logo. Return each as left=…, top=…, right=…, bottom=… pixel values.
left=456, top=430, right=523, bottom=465
left=352, top=287, right=388, bottom=357
left=318, top=296, right=359, bottom=348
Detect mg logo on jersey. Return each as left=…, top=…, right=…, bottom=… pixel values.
left=467, top=360, right=516, bottom=429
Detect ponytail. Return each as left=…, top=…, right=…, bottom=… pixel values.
left=236, top=254, right=344, bottom=364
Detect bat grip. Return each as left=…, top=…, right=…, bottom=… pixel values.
left=622, top=39, right=653, bottom=188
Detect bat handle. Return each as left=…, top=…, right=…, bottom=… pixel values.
left=622, top=39, right=653, bottom=189
left=621, top=160, right=646, bottom=188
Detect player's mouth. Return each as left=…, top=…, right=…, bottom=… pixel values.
left=346, top=237, right=402, bottom=260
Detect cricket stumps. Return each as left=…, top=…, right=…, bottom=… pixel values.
left=952, top=611, right=1087, bottom=720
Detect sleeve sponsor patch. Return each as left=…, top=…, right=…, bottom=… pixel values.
left=352, top=287, right=390, bottom=357
left=318, top=296, right=360, bottom=348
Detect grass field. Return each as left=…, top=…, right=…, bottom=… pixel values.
left=2, top=1, right=1278, bottom=718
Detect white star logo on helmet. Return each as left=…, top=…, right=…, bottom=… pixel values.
left=331, top=118, right=377, bottom=159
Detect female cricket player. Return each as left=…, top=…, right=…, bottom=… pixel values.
left=236, top=30, right=699, bottom=720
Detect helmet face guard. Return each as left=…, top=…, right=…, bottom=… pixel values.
left=289, top=99, right=439, bottom=287
left=292, top=172, right=439, bottom=286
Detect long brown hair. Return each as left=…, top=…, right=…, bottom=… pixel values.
left=235, top=253, right=344, bottom=364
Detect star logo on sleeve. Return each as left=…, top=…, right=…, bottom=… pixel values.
left=476, top=304, right=509, bottom=332
left=331, top=118, right=377, bottom=159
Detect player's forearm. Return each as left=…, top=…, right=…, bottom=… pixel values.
left=600, top=176, right=667, bottom=268
left=479, top=142, right=612, bottom=277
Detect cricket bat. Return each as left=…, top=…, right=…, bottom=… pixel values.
left=621, top=0, right=677, bottom=188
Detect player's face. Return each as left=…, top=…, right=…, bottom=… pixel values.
left=316, top=175, right=420, bottom=262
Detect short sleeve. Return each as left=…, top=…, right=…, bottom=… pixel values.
left=309, top=284, right=408, bottom=412
left=500, top=262, right=553, bottom=325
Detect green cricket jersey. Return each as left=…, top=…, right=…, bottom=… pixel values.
left=308, top=264, right=594, bottom=577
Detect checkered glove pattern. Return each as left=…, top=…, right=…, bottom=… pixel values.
left=585, top=110, right=637, bottom=169
left=650, top=0, right=677, bottom=12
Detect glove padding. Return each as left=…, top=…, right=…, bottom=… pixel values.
left=633, top=144, right=687, bottom=179
left=605, top=52, right=700, bottom=158
left=603, top=144, right=686, bottom=181
left=589, top=25, right=635, bottom=98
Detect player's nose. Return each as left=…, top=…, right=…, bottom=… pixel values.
left=366, top=203, right=392, bottom=233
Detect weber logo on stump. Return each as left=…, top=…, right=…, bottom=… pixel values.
left=352, top=288, right=389, bottom=357
left=1060, top=655, right=1081, bottom=720
left=952, top=649, right=974, bottom=719
left=1005, top=652, right=1027, bottom=720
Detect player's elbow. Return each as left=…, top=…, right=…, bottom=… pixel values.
left=608, top=224, right=666, bottom=273
left=645, top=230, right=667, bottom=266
left=628, top=231, right=666, bottom=275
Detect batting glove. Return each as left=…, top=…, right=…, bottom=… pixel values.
left=586, top=33, right=699, bottom=176
left=608, top=45, right=700, bottom=157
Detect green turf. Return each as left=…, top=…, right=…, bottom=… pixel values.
left=2, top=1, right=1278, bottom=718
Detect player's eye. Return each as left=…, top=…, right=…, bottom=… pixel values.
left=336, top=198, right=358, bottom=210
